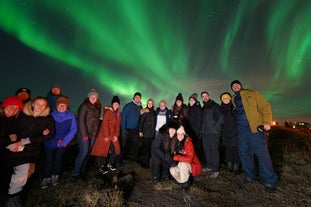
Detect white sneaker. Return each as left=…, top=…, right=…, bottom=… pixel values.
left=209, top=172, right=219, bottom=179
left=51, top=175, right=59, bottom=186
left=41, top=178, right=51, bottom=189
left=107, top=163, right=116, bottom=171
left=202, top=167, right=212, bottom=172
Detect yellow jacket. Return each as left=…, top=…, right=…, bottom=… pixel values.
left=232, top=89, right=272, bottom=133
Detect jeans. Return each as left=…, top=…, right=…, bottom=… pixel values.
left=238, top=125, right=278, bottom=187
left=43, top=147, right=66, bottom=178
left=73, top=136, right=95, bottom=175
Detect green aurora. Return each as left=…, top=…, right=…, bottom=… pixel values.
left=1, top=0, right=310, bottom=122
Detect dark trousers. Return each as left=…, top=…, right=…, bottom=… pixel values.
left=140, top=137, right=153, bottom=166
left=43, top=147, right=66, bottom=178
left=202, top=133, right=221, bottom=172
left=121, top=129, right=140, bottom=161
left=151, top=156, right=170, bottom=181
left=238, top=125, right=278, bottom=187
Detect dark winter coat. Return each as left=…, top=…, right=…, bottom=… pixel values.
left=187, top=103, right=202, bottom=138
left=6, top=102, right=55, bottom=166
left=139, top=107, right=156, bottom=138
left=220, top=103, right=238, bottom=147
left=151, top=124, right=176, bottom=161
left=44, top=108, right=77, bottom=149
left=0, top=110, right=17, bottom=148
left=201, top=100, right=223, bottom=135
left=77, top=99, right=101, bottom=139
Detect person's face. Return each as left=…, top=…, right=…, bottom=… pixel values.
left=168, top=128, right=176, bottom=138
left=159, top=102, right=166, bottom=110
left=147, top=101, right=153, bottom=108
left=51, top=88, right=61, bottom=95
left=32, top=99, right=47, bottom=115
left=201, top=93, right=210, bottom=103
left=177, top=131, right=185, bottom=141
left=189, top=98, right=196, bottom=106
left=231, top=83, right=241, bottom=93
left=222, top=98, right=230, bottom=105
left=112, top=102, right=120, bottom=111
left=4, top=105, right=20, bottom=117
left=133, top=95, right=141, bottom=104
left=17, top=92, right=30, bottom=102
left=89, top=95, right=98, bottom=104
left=175, top=100, right=182, bottom=107
left=56, top=103, right=68, bottom=112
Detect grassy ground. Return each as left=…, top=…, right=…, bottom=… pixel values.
left=1, top=126, right=311, bottom=206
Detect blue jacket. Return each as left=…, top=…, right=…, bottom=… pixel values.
left=121, top=100, right=142, bottom=130
left=45, top=109, right=77, bottom=148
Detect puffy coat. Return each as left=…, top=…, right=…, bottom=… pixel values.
left=173, top=137, right=202, bottom=176
left=139, top=108, right=156, bottom=138
left=6, top=102, right=55, bottom=166
left=201, top=100, right=223, bottom=135
left=220, top=102, right=238, bottom=147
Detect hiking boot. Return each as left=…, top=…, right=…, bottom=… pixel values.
left=40, top=178, right=51, bottom=189
left=51, top=174, right=59, bottom=186
left=209, top=171, right=219, bottom=179
left=107, top=163, right=116, bottom=171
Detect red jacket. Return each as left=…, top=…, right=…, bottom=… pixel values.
left=91, top=109, right=121, bottom=157
left=173, top=137, right=202, bottom=176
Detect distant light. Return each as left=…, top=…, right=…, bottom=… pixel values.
left=272, top=121, right=277, bottom=126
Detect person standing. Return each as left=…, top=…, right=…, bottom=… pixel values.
left=169, top=125, right=202, bottom=191
left=219, top=92, right=240, bottom=174
left=171, top=93, right=188, bottom=126
left=187, top=93, right=203, bottom=161
left=138, top=98, right=156, bottom=168
left=91, top=95, right=122, bottom=174
left=230, top=80, right=278, bottom=193
left=47, top=84, right=62, bottom=111
left=73, top=89, right=101, bottom=178
left=15, top=88, right=31, bottom=104
left=5, top=96, right=55, bottom=206
left=200, top=91, right=223, bottom=178
left=120, top=92, right=143, bottom=163
left=41, top=96, right=77, bottom=188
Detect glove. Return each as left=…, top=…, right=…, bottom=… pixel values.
left=82, top=136, right=89, bottom=141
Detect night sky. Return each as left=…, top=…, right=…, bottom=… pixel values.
left=1, top=0, right=310, bottom=123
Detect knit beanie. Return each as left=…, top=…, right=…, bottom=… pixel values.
left=88, top=88, right=99, bottom=98
left=111, top=95, right=120, bottom=105
left=220, top=92, right=232, bottom=102
left=55, top=95, right=70, bottom=107
left=230, top=80, right=242, bottom=89
left=15, top=88, right=31, bottom=96
left=167, top=121, right=180, bottom=130
left=189, top=93, right=197, bottom=101
left=1, top=96, right=24, bottom=111
left=175, top=93, right=184, bottom=102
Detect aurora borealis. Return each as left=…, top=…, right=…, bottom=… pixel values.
left=1, top=0, right=310, bottom=123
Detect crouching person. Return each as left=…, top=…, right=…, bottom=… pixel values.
left=170, top=126, right=202, bottom=192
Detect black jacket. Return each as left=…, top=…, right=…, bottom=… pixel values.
left=220, top=103, right=238, bottom=146
left=201, top=100, right=223, bottom=135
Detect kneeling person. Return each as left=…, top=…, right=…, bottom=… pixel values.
left=170, top=126, right=202, bottom=191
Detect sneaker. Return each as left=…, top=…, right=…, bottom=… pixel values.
left=6, top=194, right=22, bottom=207
left=107, top=163, right=116, bottom=171
left=209, top=172, right=219, bottom=179
left=41, top=178, right=51, bottom=189
left=51, top=175, right=59, bottom=186
left=202, top=167, right=212, bottom=172
left=98, top=165, right=108, bottom=175
left=264, top=184, right=277, bottom=193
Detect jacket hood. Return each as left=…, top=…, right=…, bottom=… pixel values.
left=23, top=102, right=50, bottom=117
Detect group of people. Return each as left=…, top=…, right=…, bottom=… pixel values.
left=0, top=79, right=279, bottom=206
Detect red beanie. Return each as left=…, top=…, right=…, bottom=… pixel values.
left=1, top=96, right=24, bottom=111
